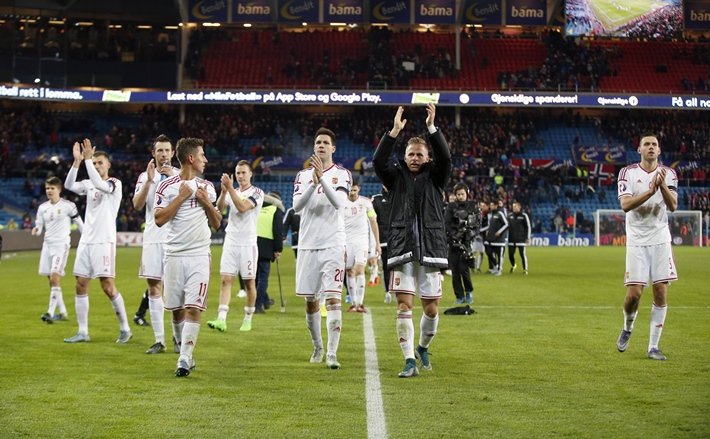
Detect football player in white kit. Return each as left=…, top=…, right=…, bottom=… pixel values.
left=343, top=181, right=380, bottom=313
left=63, top=140, right=132, bottom=344
left=155, top=137, right=221, bottom=377
left=33, top=176, right=84, bottom=324
left=293, top=127, right=351, bottom=369
left=132, top=135, right=178, bottom=354
left=616, top=133, right=679, bottom=361
left=207, top=160, right=263, bottom=332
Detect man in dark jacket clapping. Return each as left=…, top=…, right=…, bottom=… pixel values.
left=373, top=103, right=451, bottom=378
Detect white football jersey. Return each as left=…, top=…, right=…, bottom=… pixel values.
left=134, top=167, right=180, bottom=244
left=344, top=195, right=374, bottom=242
left=155, top=175, right=217, bottom=256
left=70, top=178, right=122, bottom=244
left=293, top=164, right=351, bottom=250
left=35, top=199, right=79, bottom=244
left=617, top=163, right=677, bottom=246
left=224, top=185, right=264, bottom=246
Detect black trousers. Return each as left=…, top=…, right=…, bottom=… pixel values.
left=485, top=244, right=496, bottom=270
left=448, top=247, right=473, bottom=299
left=508, top=243, right=528, bottom=270
left=380, top=245, right=390, bottom=292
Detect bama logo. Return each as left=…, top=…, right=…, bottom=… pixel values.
left=329, top=4, right=362, bottom=15
left=530, top=235, right=591, bottom=246
left=420, top=4, right=454, bottom=16
left=236, top=3, right=271, bottom=15
left=689, top=10, right=710, bottom=21
left=510, top=5, right=543, bottom=18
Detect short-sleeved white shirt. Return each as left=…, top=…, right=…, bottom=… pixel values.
left=224, top=185, right=263, bottom=246
left=74, top=178, right=122, bottom=244
left=344, top=195, right=374, bottom=242
left=293, top=164, right=351, bottom=250
left=134, top=167, right=180, bottom=244
left=155, top=175, right=217, bottom=256
left=35, top=199, right=79, bottom=244
left=617, top=163, right=677, bottom=246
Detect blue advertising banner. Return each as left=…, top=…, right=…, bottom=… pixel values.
left=2, top=85, right=710, bottom=111
left=188, top=0, right=229, bottom=22
left=415, top=0, right=456, bottom=24
left=371, top=0, right=411, bottom=24
left=324, top=0, right=365, bottom=22
left=232, top=0, right=274, bottom=23
left=506, top=0, right=546, bottom=25
left=684, top=0, right=710, bottom=29
left=277, top=0, right=318, bottom=23
left=461, top=0, right=502, bottom=25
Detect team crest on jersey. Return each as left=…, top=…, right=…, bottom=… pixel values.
left=332, top=177, right=338, bottom=185
left=156, top=197, right=162, bottom=205
left=394, top=277, right=400, bottom=286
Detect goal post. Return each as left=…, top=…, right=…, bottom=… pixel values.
left=594, top=209, right=704, bottom=247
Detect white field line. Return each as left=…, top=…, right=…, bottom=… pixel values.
left=363, top=311, right=387, bottom=439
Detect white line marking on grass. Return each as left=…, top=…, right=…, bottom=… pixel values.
left=363, top=311, right=387, bottom=439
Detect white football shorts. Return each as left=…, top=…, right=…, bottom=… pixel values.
left=163, top=254, right=211, bottom=311
left=220, top=243, right=258, bottom=280
left=296, top=245, right=346, bottom=300
left=73, top=242, right=115, bottom=279
left=389, top=261, right=443, bottom=299
left=625, top=242, right=678, bottom=286
left=39, top=242, right=70, bottom=276
left=139, top=243, right=165, bottom=280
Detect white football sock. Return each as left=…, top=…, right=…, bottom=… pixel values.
left=419, top=313, right=439, bottom=349
left=75, top=294, right=89, bottom=335
left=149, top=296, right=165, bottom=344
left=217, top=304, right=229, bottom=321
left=623, top=309, right=638, bottom=332
left=397, top=310, right=414, bottom=359
left=347, top=275, right=357, bottom=306
left=180, top=320, right=200, bottom=359
left=243, top=306, right=255, bottom=323
left=649, top=304, right=667, bottom=351
left=326, top=303, right=342, bottom=356
left=47, top=286, right=60, bottom=315
left=110, top=293, right=130, bottom=332
left=56, top=287, right=67, bottom=315
left=172, top=319, right=184, bottom=346
left=356, top=274, right=366, bottom=307
left=306, top=310, right=322, bottom=349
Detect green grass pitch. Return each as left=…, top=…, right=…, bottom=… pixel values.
left=590, top=0, right=667, bottom=32
left=1, top=246, right=708, bottom=438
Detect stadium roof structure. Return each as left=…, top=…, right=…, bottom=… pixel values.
left=0, top=0, right=181, bottom=23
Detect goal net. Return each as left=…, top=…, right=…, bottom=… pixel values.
left=594, top=209, right=704, bottom=247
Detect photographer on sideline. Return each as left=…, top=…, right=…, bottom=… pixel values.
left=445, top=183, right=481, bottom=304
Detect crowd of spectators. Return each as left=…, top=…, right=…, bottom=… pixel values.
left=564, top=0, right=683, bottom=41
left=499, top=30, right=614, bottom=91
left=0, top=17, right=178, bottom=61
left=596, top=109, right=710, bottom=166
left=1, top=104, right=709, bottom=234
left=617, top=3, right=683, bottom=41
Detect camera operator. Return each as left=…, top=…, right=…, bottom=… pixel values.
left=445, top=183, right=481, bottom=304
